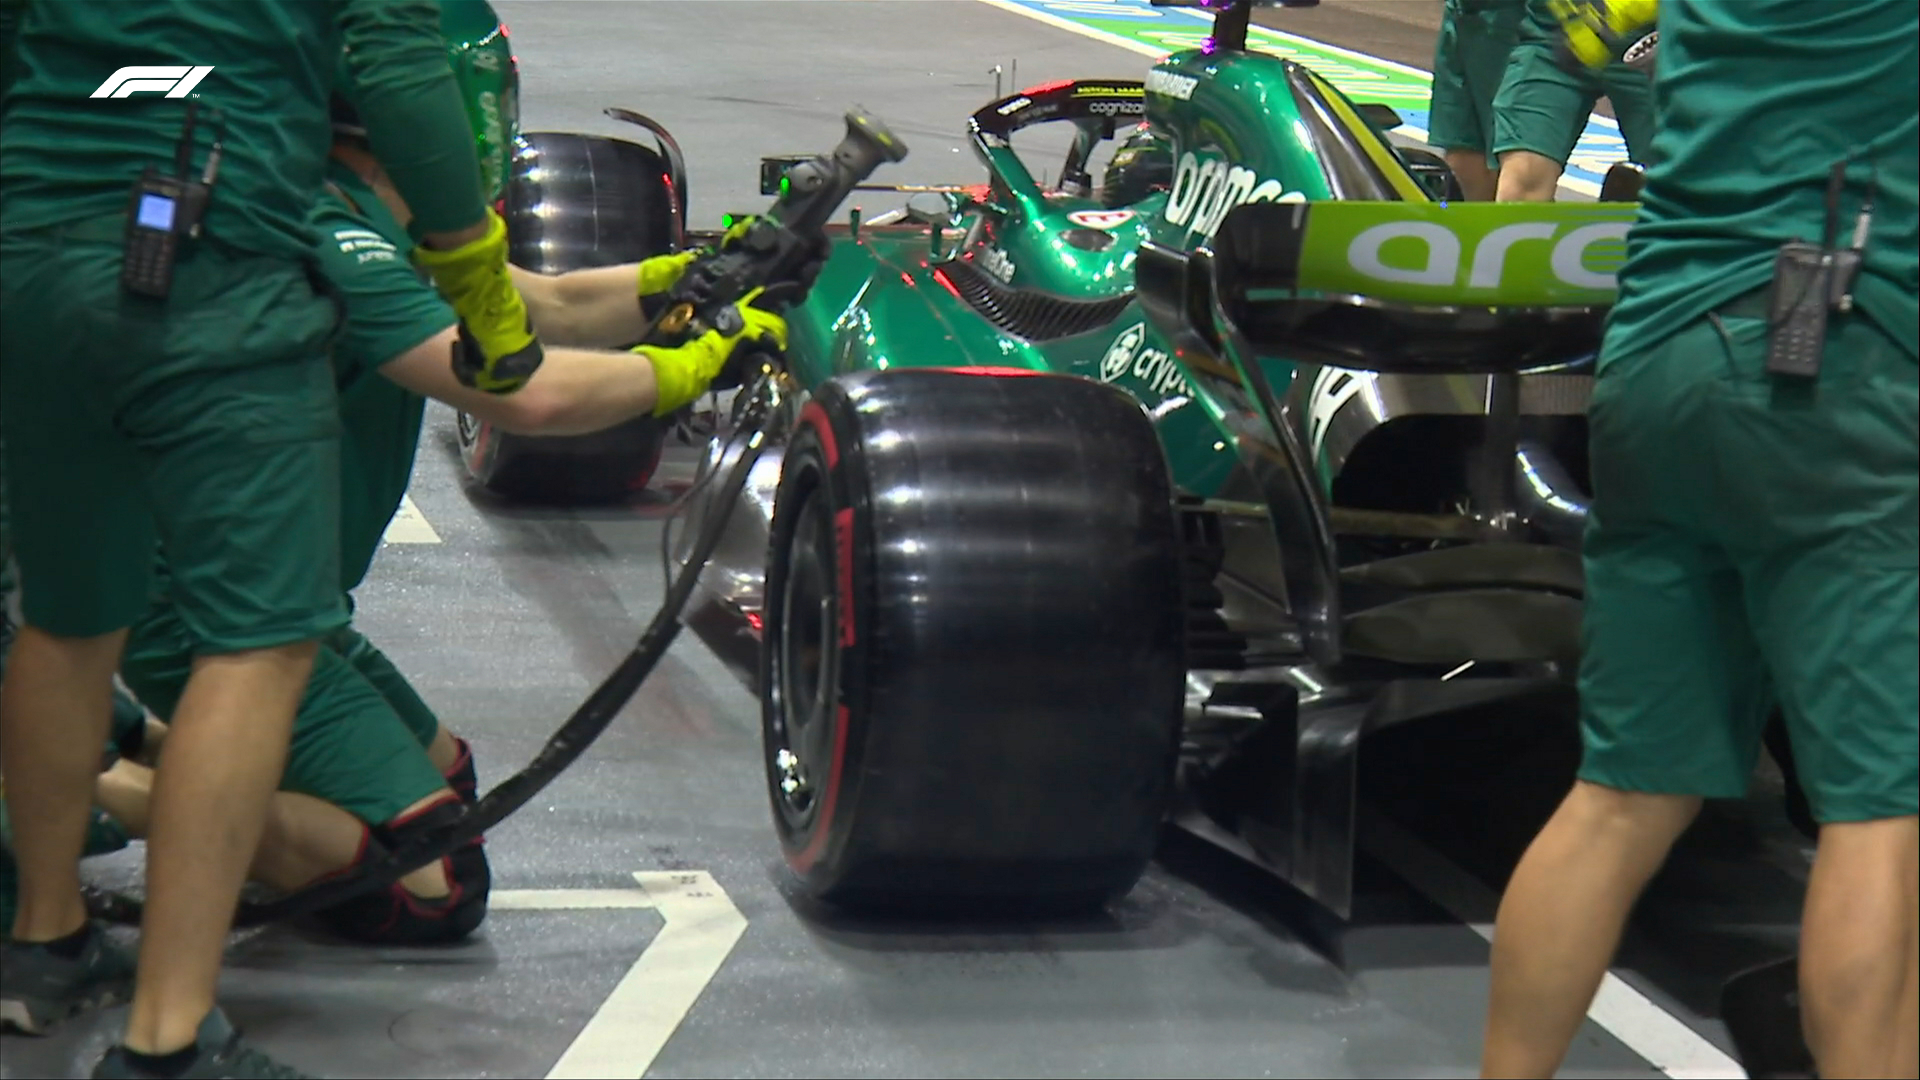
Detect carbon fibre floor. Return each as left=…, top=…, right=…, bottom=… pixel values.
left=2, top=3, right=1803, bottom=1077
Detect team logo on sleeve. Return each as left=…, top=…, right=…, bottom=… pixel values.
left=334, top=228, right=399, bottom=265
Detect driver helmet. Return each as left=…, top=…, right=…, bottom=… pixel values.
left=1100, top=123, right=1174, bottom=209
left=330, top=0, right=521, bottom=203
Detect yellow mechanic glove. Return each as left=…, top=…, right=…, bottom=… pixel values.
left=635, top=215, right=765, bottom=298
left=1547, top=0, right=1658, bottom=71
left=637, top=251, right=700, bottom=298
left=636, top=290, right=789, bottom=418
left=412, top=208, right=545, bottom=394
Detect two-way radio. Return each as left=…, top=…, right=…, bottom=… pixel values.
left=120, top=102, right=226, bottom=299
left=1764, top=149, right=1875, bottom=379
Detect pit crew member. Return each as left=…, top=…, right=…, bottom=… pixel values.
left=1427, top=0, right=1529, bottom=201
left=1490, top=0, right=1655, bottom=201
left=1482, top=2, right=1918, bottom=1077
left=107, top=0, right=787, bottom=961
left=0, top=1, right=552, bottom=1076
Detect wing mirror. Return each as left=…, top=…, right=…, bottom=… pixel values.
left=1357, top=103, right=1404, bottom=132
left=903, top=190, right=965, bottom=227
left=1396, top=145, right=1466, bottom=202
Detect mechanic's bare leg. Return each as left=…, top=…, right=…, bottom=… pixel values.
left=1799, top=814, right=1919, bottom=1079
left=426, top=724, right=460, bottom=775
left=121, top=642, right=315, bottom=1057
left=1, top=626, right=125, bottom=943
left=1445, top=149, right=1499, bottom=202
left=1480, top=781, right=1701, bottom=1079
left=95, top=761, right=455, bottom=900
left=1495, top=149, right=1564, bottom=202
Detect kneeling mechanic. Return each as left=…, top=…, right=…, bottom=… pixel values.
left=109, top=0, right=790, bottom=951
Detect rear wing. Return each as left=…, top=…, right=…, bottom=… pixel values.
left=1142, top=200, right=1639, bottom=376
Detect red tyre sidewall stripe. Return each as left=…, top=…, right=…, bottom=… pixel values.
left=801, top=401, right=837, bottom=467
left=834, top=507, right=856, bottom=649
left=788, top=402, right=856, bottom=876
left=789, top=704, right=851, bottom=874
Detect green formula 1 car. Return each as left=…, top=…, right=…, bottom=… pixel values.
left=665, top=0, right=1663, bottom=917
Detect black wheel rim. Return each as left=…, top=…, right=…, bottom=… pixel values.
left=768, top=471, right=839, bottom=836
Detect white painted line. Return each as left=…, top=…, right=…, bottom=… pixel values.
left=490, top=888, right=656, bottom=911
left=543, top=871, right=749, bottom=1080
left=1360, top=809, right=1746, bottom=1080
left=975, top=0, right=1163, bottom=57
left=381, top=494, right=441, bottom=544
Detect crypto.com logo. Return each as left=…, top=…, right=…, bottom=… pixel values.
left=91, top=66, right=214, bottom=99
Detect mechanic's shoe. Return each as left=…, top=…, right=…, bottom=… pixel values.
left=444, top=737, right=479, bottom=804
left=92, top=1008, right=319, bottom=1079
left=0, top=921, right=136, bottom=1034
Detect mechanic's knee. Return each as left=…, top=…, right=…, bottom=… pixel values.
left=1495, top=150, right=1563, bottom=201
left=1441, top=149, right=1498, bottom=201
left=1815, top=814, right=1919, bottom=861
left=312, top=798, right=491, bottom=945
left=1564, top=779, right=1702, bottom=836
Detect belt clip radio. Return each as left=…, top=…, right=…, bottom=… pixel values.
left=120, top=103, right=225, bottom=299
left=1765, top=154, right=1873, bottom=379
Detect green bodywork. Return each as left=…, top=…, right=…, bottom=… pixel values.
left=777, top=34, right=1638, bottom=503
left=778, top=49, right=1440, bottom=498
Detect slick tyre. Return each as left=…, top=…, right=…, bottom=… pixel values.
left=457, top=412, right=667, bottom=505
left=761, top=369, right=1187, bottom=914
left=457, top=130, right=680, bottom=503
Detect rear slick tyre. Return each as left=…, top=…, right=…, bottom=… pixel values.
left=760, top=368, right=1187, bottom=915
left=457, top=130, right=679, bottom=503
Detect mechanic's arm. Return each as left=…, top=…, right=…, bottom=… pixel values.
left=507, top=264, right=658, bottom=349
left=383, top=328, right=661, bottom=436
left=506, top=220, right=767, bottom=348
left=336, top=0, right=489, bottom=242
left=381, top=297, right=788, bottom=434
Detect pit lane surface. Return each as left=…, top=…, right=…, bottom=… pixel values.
left=1, top=4, right=1804, bottom=1078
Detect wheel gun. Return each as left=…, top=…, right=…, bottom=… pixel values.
left=647, top=109, right=909, bottom=350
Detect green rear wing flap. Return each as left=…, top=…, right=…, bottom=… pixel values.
left=1139, top=200, right=1640, bottom=376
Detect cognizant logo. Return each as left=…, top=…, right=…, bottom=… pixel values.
left=91, top=66, right=214, bottom=99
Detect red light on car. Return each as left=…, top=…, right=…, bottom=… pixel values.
left=745, top=610, right=764, bottom=633
left=930, top=268, right=964, bottom=299
left=928, top=366, right=1043, bottom=377
left=900, top=272, right=915, bottom=286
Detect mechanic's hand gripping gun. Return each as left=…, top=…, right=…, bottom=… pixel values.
left=645, top=109, right=908, bottom=351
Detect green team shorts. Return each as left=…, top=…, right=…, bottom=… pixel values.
left=122, top=605, right=446, bottom=825
left=1490, top=37, right=1655, bottom=167
left=1428, top=10, right=1525, bottom=157
left=0, top=225, right=348, bottom=650
left=1579, top=291, right=1919, bottom=823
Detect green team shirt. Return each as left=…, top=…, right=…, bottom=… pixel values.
left=1605, top=0, right=1919, bottom=362
left=314, top=163, right=456, bottom=592
left=0, top=0, right=487, bottom=259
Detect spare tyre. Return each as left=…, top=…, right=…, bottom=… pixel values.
left=456, top=130, right=678, bottom=503
left=761, top=368, right=1188, bottom=914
